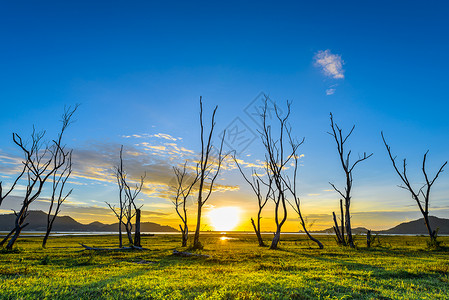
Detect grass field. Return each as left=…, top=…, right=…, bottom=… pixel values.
left=0, top=233, right=448, bottom=299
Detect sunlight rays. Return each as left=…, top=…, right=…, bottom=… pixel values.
left=207, top=206, right=241, bottom=231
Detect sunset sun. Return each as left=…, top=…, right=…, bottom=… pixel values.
left=207, top=207, right=241, bottom=232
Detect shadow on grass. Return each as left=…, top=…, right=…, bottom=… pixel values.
left=280, top=246, right=447, bottom=290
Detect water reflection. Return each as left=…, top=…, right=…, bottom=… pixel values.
left=220, top=236, right=237, bottom=241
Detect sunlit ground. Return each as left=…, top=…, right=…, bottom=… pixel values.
left=0, top=234, right=448, bottom=299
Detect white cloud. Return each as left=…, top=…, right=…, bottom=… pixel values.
left=122, top=133, right=177, bottom=141
left=314, top=50, right=345, bottom=79
left=153, top=133, right=177, bottom=141
left=326, top=88, right=336, bottom=95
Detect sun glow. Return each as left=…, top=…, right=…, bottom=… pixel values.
left=207, top=207, right=241, bottom=231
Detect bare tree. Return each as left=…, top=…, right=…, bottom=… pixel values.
left=122, top=171, right=145, bottom=245
left=106, top=146, right=126, bottom=247
left=328, top=113, right=372, bottom=248
left=172, top=162, right=199, bottom=247
left=381, top=132, right=447, bottom=244
left=42, top=152, right=73, bottom=248
left=107, top=146, right=145, bottom=247
left=192, top=97, right=226, bottom=250
left=2, top=106, right=77, bottom=250
left=257, top=99, right=322, bottom=249
left=332, top=199, right=346, bottom=245
left=258, top=99, right=319, bottom=249
left=283, top=131, right=324, bottom=249
left=0, top=165, right=26, bottom=245
left=258, top=100, right=291, bottom=250
left=42, top=106, right=78, bottom=248
left=233, top=156, right=272, bottom=247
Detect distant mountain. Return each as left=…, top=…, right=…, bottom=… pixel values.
left=311, top=216, right=449, bottom=235
left=378, top=216, right=449, bottom=235
left=0, top=211, right=178, bottom=232
left=310, top=226, right=370, bottom=234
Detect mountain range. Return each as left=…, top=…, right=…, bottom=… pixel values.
left=312, top=216, right=449, bottom=235
left=0, top=211, right=448, bottom=234
left=0, top=211, right=178, bottom=232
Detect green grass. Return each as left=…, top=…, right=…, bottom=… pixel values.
left=0, top=234, right=448, bottom=299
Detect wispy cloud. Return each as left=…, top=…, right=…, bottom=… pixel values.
left=314, top=49, right=344, bottom=79
left=122, top=133, right=178, bottom=141
left=72, top=140, right=239, bottom=202
left=153, top=133, right=177, bottom=141
left=326, top=88, right=336, bottom=96
left=232, top=158, right=265, bottom=169
left=0, top=152, right=24, bottom=175
left=0, top=132, right=241, bottom=224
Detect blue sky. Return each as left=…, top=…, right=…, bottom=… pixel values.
left=0, top=1, right=448, bottom=231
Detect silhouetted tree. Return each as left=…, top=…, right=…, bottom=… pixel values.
left=42, top=106, right=78, bottom=248
left=366, top=230, right=376, bottom=248
left=122, top=171, right=145, bottom=245
left=172, top=161, right=199, bottom=247
left=257, top=99, right=320, bottom=249
left=106, top=146, right=126, bottom=247
left=234, top=156, right=272, bottom=247
left=2, top=106, right=77, bottom=250
left=283, top=129, right=323, bottom=249
left=258, top=100, right=290, bottom=250
left=192, top=97, right=226, bottom=250
left=382, top=132, right=447, bottom=245
left=106, top=146, right=145, bottom=247
left=42, top=152, right=73, bottom=248
left=332, top=199, right=346, bottom=245
left=328, top=113, right=372, bottom=248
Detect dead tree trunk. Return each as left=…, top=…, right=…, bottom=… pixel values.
left=192, top=97, right=226, bottom=250
left=250, top=218, right=264, bottom=246
left=270, top=191, right=288, bottom=250
left=80, top=243, right=147, bottom=251
left=344, top=200, right=353, bottom=247
left=328, top=113, right=372, bottom=248
left=332, top=212, right=343, bottom=244
left=256, top=99, right=290, bottom=250
left=255, top=210, right=265, bottom=247
left=234, top=156, right=272, bottom=247
left=382, top=132, right=446, bottom=244
left=106, top=146, right=126, bottom=248
left=257, top=98, right=322, bottom=249
left=134, top=209, right=141, bottom=247
left=339, top=199, right=345, bottom=244
left=366, top=230, right=372, bottom=248
left=193, top=202, right=203, bottom=249
left=4, top=106, right=77, bottom=250
left=283, top=127, right=323, bottom=249
left=180, top=225, right=188, bottom=247
left=7, top=185, right=41, bottom=249
left=43, top=147, right=75, bottom=248
left=0, top=225, right=28, bottom=246
left=42, top=224, right=52, bottom=248
left=6, top=220, right=27, bottom=249
left=125, top=216, right=134, bottom=244
left=172, top=162, right=199, bottom=247
left=107, top=146, right=145, bottom=247
left=332, top=199, right=346, bottom=245
left=118, top=222, right=122, bottom=248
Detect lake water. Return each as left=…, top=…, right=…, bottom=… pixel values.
left=2, top=231, right=446, bottom=237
